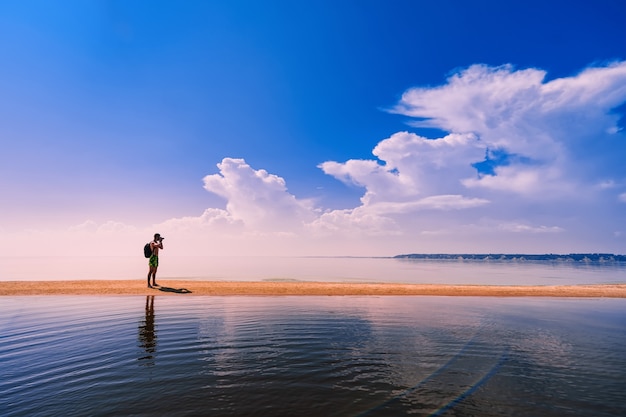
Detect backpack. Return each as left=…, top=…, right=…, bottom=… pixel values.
left=144, top=242, right=153, bottom=258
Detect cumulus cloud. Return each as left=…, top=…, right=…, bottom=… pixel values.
left=320, top=62, right=626, bottom=205
left=143, top=62, right=626, bottom=255
left=320, top=132, right=484, bottom=203
left=202, top=158, right=317, bottom=231
left=157, top=208, right=243, bottom=233
left=307, top=207, right=401, bottom=237
left=391, top=62, right=626, bottom=195
left=9, top=62, right=623, bottom=258
left=69, top=220, right=138, bottom=234
left=461, top=164, right=567, bottom=196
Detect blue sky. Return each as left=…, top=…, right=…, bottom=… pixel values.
left=1, top=0, right=625, bottom=257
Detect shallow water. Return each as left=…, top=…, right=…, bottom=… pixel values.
left=2, top=255, right=625, bottom=284
left=1, top=296, right=625, bottom=416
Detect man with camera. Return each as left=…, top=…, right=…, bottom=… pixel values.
left=147, top=233, right=164, bottom=288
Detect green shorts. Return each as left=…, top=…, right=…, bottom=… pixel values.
left=149, top=255, right=159, bottom=268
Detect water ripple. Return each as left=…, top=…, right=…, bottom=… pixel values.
left=1, top=296, right=625, bottom=416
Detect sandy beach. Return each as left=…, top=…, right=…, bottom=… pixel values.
left=1, top=280, right=625, bottom=297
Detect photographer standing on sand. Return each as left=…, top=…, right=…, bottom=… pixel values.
left=147, top=233, right=164, bottom=288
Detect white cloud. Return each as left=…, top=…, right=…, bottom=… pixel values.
left=68, top=220, right=99, bottom=232
left=307, top=207, right=401, bottom=237
left=320, top=61, right=626, bottom=203
left=306, top=194, right=489, bottom=238
left=497, top=222, right=564, bottom=234
left=145, top=62, right=624, bottom=255
left=202, top=158, right=317, bottom=231
left=14, top=62, right=622, bottom=257
left=320, top=132, right=484, bottom=204
left=392, top=61, right=626, bottom=195
left=363, top=195, right=489, bottom=214
left=461, top=165, right=569, bottom=196
left=419, top=219, right=565, bottom=237
left=68, top=220, right=137, bottom=234
left=156, top=208, right=243, bottom=233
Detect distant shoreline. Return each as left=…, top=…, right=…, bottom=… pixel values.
left=1, top=280, right=625, bottom=297
left=394, top=253, right=626, bottom=262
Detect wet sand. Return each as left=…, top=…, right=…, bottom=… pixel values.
left=1, top=280, right=625, bottom=297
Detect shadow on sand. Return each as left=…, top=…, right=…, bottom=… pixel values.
left=157, top=286, right=192, bottom=294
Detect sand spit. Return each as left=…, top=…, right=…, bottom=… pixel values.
left=1, top=280, right=625, bottom=297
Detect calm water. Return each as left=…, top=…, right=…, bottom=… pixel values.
left=2, top=256, right=626, bottom=284
left=1, top=296, right=625, bottom=416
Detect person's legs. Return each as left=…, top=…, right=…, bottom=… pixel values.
left=151, top=266, right=159, bottom=287
left=147, top=267, right=154, bottom=288
left=148, top=255, right=159, bottom=287
left=147, top=255, right=159, bottom=287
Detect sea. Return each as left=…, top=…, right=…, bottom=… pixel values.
left=2, top=255, right=626, bottom=285
left=1, top=256, right=625, bottom=416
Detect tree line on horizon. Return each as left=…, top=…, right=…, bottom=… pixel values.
left=393, top=253, right=626, bottom=262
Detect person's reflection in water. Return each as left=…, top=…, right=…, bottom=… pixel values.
left=138, top=295, right=157, bottom=366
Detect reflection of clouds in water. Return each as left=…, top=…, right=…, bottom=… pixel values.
left=194, top=300, right=229, bottom=378
left=3, top=292, right=625, bottom=417
left=188, top=297, right=393, bottom=415
left=495, top=300, right=591, bottom=371
left=216, top=298, right=375, bottom=359
left=192, top=297, right=385, bottom=398
left=358, top=297, right=487, bottom=387
left=154, top=296, right=616, bottom=416
left=510, top=328, right=573, bottom=369
left=454, top=299, right=626, bottom=415
left=192, top=296, right=493, bottom=398
left=350, top=300, right=514, bottom=416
